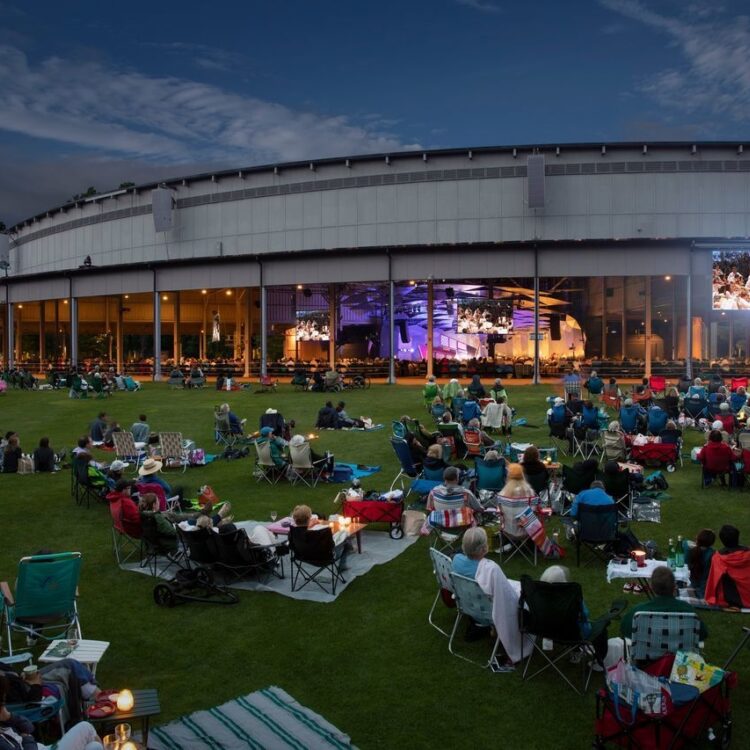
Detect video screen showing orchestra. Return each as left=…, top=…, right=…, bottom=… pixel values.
left=712, top=250, right=750, bottom=310
left=295, top=311, right=330, bottom=341
left=456, top=298, right=515, bottom=335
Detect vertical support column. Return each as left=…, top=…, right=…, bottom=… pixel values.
left=260, top=284, right=268, bottom=378
left=427, top=280, right=434, bottom=378
left=201, top=302, right=207, bottom=360
left=671, top=280, right=677, bottom=361
left=533, top=249, right=540, bottom=385
left=6, top=298, right=14, bottom=370
left=70, top=297, right=78, bottom=369
left=116, top=295, right=123, bottom=374
left=14, top=304, right=21, bottom=363
left=105, top=297, right=112, bottom=362
left=729, top=318, right=735, bottom=358
left=234, top=290, right=241, bottom=361
left=685, top=272, right=693, bottom=380
left=644, top=276, right=652, bottom=378
left=54, top=299, right=60, bottom=361
left=153, top=291, right=162, bottom=381
left=39, top=300, right=46, bottom=366
left=173, top=291, right=181, bottom=364
left=621, top=279, right=626, bottom=360
left=328, top=283, right=336, bottom=367
left=244, top=288, right=251, bottom=378
left=388, top=280, right=396, bottom=385
left=601, top=277, right=607, bottom=359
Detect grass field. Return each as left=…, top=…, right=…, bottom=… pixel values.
left=1, top=383, right=749, bottom=749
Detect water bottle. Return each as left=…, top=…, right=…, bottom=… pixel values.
left=675, top=535, right=684, bottom=567
left=667, top=538, right=676, bottom=569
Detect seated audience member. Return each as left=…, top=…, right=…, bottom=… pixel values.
left=138, top=493, right=225, bottom=551
left=499, top=462, right=536, bottom=502
left=467, top=374, right=486, bottom=399
left=705, top=525, right=750, bottom=609
left=426, top=466, right=482, bottom=514
left=676, top=374, right=691, bottom=394
left=489, top=378, right=508, bottom=404
left=688, top=378, right=707, bottom=399
left=619, top=398, right=646, bottom=434
left=632, top=377, right=653, bottom=405
left=646, top=404, right=668, bottom=435
left=442, top=378, right=461, bottom=409
left=603, top=377, right=621, bottom=399
left=169, top=367, right=185, bottom=385
left=621, top=565, right=708, bottom=641
left=288, top=434, right=333, bottom=474
left=72, top=436, right=91, bottom=456
left=130, top=414, right=150, bottom=444
left=259, top=408, right=286, bottom=437
left=663, top=387, right=680, bottom=418
left=103, top=420, right=122, bottom=448
left=106, top=459, right=128, bottom=484
left=336, top=401, right=365, bottom=428
left=423, top=443, right=449, bottom=476
left=566, top=391, right=584, bottom=416
left=430, top=396, right=447, bottom=422
left=137, top=458, right=174, bottom=496
left=562, top=370, right=581, bottom=396
left=708, top=372, right=724, bottom=394
left=466, top=418, right=498, bottom=447
left=1, top=436, right=22, bottom=473
left=584, top=370, right=604, bottom=396
left=107, top=479, right=142, bottom=537
left=76, top=451, right=113, bottom=491
left=423, top=375, right=441, bottom=409
left=697, top=430, right=735, bottom=485
left=684, top=528, right=716, bottom=599
left=315, top=400, right=339, bottom=429
left=570, top=479, right=613, bottom=519
left=730, top=386, right=747, bottom=414
left=717, top=402, right=737, bottom=434
left=450, top=526, right=530, bottom=666
left=461, top=394, right=483, bottom=424
left=257, top=426, right=287, bottom=467
left=187, top=365, right=204, bottom=387
left=89, top=412, right=108, bottom=443
left=547, top=397, right=570, bottom=437
left=32, top=437, right=56, bottom=473
left=704, top=420, right=730, bottom=445
left=658, top=420, right=682, bottom=445
left=440, top=410, right=464, bottom=436
left=603, top=421, right=628, bottom=461
left=578, top=400, right=600, bottom=430
left=291, top=503, right=349, bottom=566
left=521, top=445, right=548, bottom=483
left=474, top=449, right=505, bottom=491
left=218, top=403, right=245, bottom=434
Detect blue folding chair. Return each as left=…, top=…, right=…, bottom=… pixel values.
left=684, top=397, right=709, bottom=422
left=389, top=438, right=440, bottom=496
left=474, top=457, right=506, bottom=492
left=1, top=552, right=82, bottom=654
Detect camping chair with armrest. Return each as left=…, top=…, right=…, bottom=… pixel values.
left=525, top=467, right=551, bottom=504
left=406, top=417, right=435, bottom=452
left=447, top=572, right=503, bottom=668
left=497, top=494, right=540, bottom=566
left=177, top=525, right=217, bottom=570
left=602, top=430, right=628, bottom=463
left=112, top=431, right=145, bottom=472
left=389, top=437, right=440, bottom=497
left=254, top=440, right=287, bottom=484
left=138, top=513, right=185, bottom=578
left=428, top=548, right=459, bottom=638
left=548, top=419, right=570, bottom=457
left=474, top=457, right=506, bottom=493
left=559, top=463, right=600, bottom=515
left=257, top=375, right=278, bottom=393
left=1, top=552, right=82, bottom=656
left=71, top=456, right=106, bottom=509
left=573, top=503, right=620, bottom=567
left=288, top=442, right=327, bottom=487
left=110, top=499, right=142, bottom=566
left=207, top=528, right=287, bottom=584
left=628, top=611, right=702, bottom=664
left=214, top=409, right=237, bottom=449
left=158, top=432, right=189, bottom=473
left=136, top=481, right=181, bottom=514
left=462, top=427, right=486, bottom=459
left=90, top=377, right=110, bottom=399
left=427, top=504, right=475, bottom=555
left=603, top=471, right=633, bottom=521
left=519, top=575, right=616, bottom=694
left=730, top=376, right=748, bottom=393
left=289, top=526, right=345, bottom=595
left=451, top=395, right=466, bottom=421
left=436, top=422, right=466, bottom=458
left=684, top=397, right=709, bottom=422
left=571, top=427, right=602, bottom=462
left=649, top=375, right=667, bottom=396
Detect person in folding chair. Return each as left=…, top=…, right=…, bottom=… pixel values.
left=568, top=399, right=600, bottom=454
left=584, top=370, right=604, bottom=397
left=291, top=504, right=350, bottom=570
left=646, top=403, right=668, bottom=436
left=426, top=467, right=483, bottom=515
left=716, top=402, right=738, bottom=435
left=697, top=430, right=736, bottom=487
left=450, top=527, right=531, bottom=669
left=618, top=398, right=646, bottom=435
left=547, top=396, right=571, bottom=449
left=705, top=524, right=750, bottom=609
left=730, top=385, right=747, bottom=414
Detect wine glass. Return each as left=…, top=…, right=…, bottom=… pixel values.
left=270, top=510, right=278, bottom=522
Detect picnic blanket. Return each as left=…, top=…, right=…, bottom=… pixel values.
left=332, top=462, right=381, bottom=481
left=321, top=424, right=384, bottom=432
left=150, top=685, right=357, bottom=750
left=678, top=590, right=750, bottom=613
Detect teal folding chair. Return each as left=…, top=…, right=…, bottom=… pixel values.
left=1, top=552, right=82, bottom=654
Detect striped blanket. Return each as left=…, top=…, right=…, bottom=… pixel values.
left=150, top=686, right=357, bottom=750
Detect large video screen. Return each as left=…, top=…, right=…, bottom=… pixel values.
left=712, top=250, right=750, bottom=310
left=295, top=311, right=330, bottom=341
left=456, top=298, right=514, bottom=335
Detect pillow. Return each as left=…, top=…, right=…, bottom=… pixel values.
left=249, top=525, right=276, bottom=547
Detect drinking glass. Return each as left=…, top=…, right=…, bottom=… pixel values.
left=102, top=735, right=118, bottom=750
left=270, top=510, right=278, bottom=522
left=115, top=723, right=132, bottom=741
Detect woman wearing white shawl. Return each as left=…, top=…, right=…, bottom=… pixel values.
left=452, top=527, right=533, bottom=664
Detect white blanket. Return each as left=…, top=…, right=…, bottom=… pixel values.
left=475, top=558, right=534, bottom=663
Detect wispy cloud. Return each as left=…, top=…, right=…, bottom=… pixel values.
left=455, top=0, right=501, bottom=14
left=141, top=41, right=248, bottom=73
left=0, top=43, right=420, bottom=167
left=600, top=0, right=750, bottom=122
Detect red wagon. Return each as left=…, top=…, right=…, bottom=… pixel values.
left=630, top=442, right=681, bottom=472
left=342, top=498, right=404, bottom=539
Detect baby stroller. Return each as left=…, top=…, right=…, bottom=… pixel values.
left=594, top=627, right=750, bottom=749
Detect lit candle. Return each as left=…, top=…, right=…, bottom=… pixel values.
left=116, top=689, right=134, bottom=712
left=121, top=743, right=138, bottom=750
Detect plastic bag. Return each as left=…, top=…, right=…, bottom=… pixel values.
left=607, top=659, right=671, bottom=720
left=632, top=497, right=661, bottom=523
left=198, top=484, right=219, bottom=505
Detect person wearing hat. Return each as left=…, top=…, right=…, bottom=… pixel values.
left=106, top=459, right=129, bottom=483
left=618, top=398, right=646, bottom=434
left=289, top=433, right=333, bottom=473
left=489, top=378, right=507, bottom=404
left=258, top=426, right=287, bottom=467
left=704, top=420, right=731, bottom=445
left=137, top=457, right=173, bottom=496
left=259, top=407, right=288, bottom=439
left=547, top=396, right=570, bottom=439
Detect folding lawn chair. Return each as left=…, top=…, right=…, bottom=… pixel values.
left=603, top=471, right=633, bottom=521
left=649, top=375, right=666, bottom=396
left=257, top=375, right=279, bottom=393
left=214, top=409, right=237, bottom=449
left=428, top=548, right=458, bottom=638
left=519, top=575, right=610, bottom=694
left=573, top=503, right=620, bottom=567
left=629, top=611, right=701, bottom=663
left=177, top=526, right=217, bottom=570
left=447, top=572, right=503, bottom=668
left=110, top=500, right=142, bottom=566
left=548, top=421, right=570, bottom=457
left=254, top=441, right=287, bottom=484
left=463, top=427, right=486, bottom=459
left=602, top=429, right=628, bottom=462
left=289, top=526, right=346, bottom=595
left=112, top=431, right=145, bottom=472
left=1, top=552, right=82, bottom=655
left=474, top=457, right=506, bottom=493
left=525, top=468, right=550, bottom=504
left=158, top=432, right=189, bottom=472
left=139, top=514, right=185, bottom=578
left=71, top=455, right=106, bottom=508
left=684, top=397, right=709, bottom=422
left=497, top=494, right=539, bottom=566
left=437, top=422, right=466, bottom=458
left=427, top=507, right=474, bottom=554
left=731, top=376, right=748, bottom=392
left=389, top=438, right=440, bottom=497
left=558, top=462, right=601, bottom=515
left=288, top=442, right=327, bottom=487
left=207, top=528, right=287, bottom=584
left=571, top=428, right=602, bottom=461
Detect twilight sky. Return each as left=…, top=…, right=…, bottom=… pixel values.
left=1, top=0, right=749, bottom=225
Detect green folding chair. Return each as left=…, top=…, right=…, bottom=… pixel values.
left=1, top=552, right=82, bottom=654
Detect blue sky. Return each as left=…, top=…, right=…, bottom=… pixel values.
left=1, top=0, right=749, bottom=223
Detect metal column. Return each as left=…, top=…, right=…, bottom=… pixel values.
left=601, top=277, right=607, bottom=359
left=244, top=288, right=251, bottom=378
left=427, top=280, right=434, bottom=378
left=38, top=300, right=46, bottom=365
left=644, top=276, right=652, bottom=378
left=533, top=250, right=540, bottom=385
left=116, top=295, right=123, bottom=374
left=70, top=297, right=78, bottom=369
left=14, top=304, right=21, bottom=363
left=686, top=273, right=693, bottom=380
left=105, top=297, right=112, bottom=362
left=260, top=284, right=267, bottom=378
left=173, top=291, right=181, bottom=364
left=621, top=280, right=626, bottom=360
left=153, top=292, right=161, bottom=381
left=328, top=284, right=336, bottom=367
left=6, top=298, right=13, bottom=369
left=389, top=280, right=396, bottom=384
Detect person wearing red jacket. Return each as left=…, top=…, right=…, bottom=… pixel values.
left=716, top=402, right=737, bottom=434
left=697, top=430, right=736, bottom=486
left=705, top=525, right=750, bottom=608
left=107, top=479, right=142, bottom=538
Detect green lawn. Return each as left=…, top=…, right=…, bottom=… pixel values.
left=1, top=383, right=749, bottom=749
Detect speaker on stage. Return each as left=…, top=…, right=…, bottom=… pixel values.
left=550, top=315, right=561, bottom=340
left=527, top=154, right=545, bottom=209
left=397, top=320, right=409, bottom=344
left=0, top=233, right=9, bottom=270
left=152, top=188, right=175, bottom=232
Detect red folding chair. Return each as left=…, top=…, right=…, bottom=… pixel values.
left=462, top=427, right=485, bottom=459
left=731, top=377, right=748, bottom=392
left=649, top=375, right=666, bottom=395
